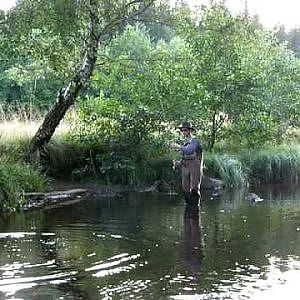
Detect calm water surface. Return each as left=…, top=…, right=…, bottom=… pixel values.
left=1, top=184, right=300, bottom=299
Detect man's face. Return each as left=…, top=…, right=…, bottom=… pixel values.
left=181, top=128, right=191, bottom=138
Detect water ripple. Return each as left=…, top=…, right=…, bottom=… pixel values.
left=0, top=271, right=77, bottom=297
left=99, top=279, right=152, bottom=299
left=85, top=252, right=141, bottom=278
left=170, top=256, right=300, bottom=299
left=0, top=232, right=36, bottom=239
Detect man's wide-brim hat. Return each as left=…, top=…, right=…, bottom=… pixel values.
left=178, top=121, right=195, bottom=131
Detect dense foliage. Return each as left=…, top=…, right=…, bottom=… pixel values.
left=69, top=5, right=300, bottom=153
left=0, top=160, right=47, bottom=211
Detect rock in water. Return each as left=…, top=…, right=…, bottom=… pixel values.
left=246, top=192, right=263, bottom=203
left=201, top=176, right=224, bottom=190
left=152, top=180, right=170, bottom=193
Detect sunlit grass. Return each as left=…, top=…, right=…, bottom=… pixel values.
left=0, top=119, right=69, bottom=142
left=0, top=119, right=70, bottom=162
left=0, top=119, right=65, bottom=211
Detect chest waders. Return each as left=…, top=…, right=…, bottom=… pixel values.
left=181, top=152, right=203, bottom=206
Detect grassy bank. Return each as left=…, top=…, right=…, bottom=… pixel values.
left=1, top=120, right=300, bottom=211
left=0, top=161, right=47, bottom=212
left=241, top=144, right=300, bottom=184
left=33, top=138, right=300, bottom=189
left=0, top=120, right=59, bottom=212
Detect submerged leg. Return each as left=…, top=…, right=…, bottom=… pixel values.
left=190, top=160, right=202, bottom=206
left=183, top=191, right=191, bottom=205
left=190, top=189, right=200, bottom=206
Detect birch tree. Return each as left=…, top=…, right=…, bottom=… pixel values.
left=29, top=0, right=155, bottom=153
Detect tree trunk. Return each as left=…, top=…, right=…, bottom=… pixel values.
left=208, top=111, right=217, bottom=151
left=29, top=54, right=97, bottom=152
left=30, top=0, right=99, bottom=154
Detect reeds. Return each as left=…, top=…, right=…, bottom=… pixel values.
left=204, top=145, right=300, bottom=187
left=204, top=153, right=248, bottom=188
left=241, top=144, right=300, bottom=184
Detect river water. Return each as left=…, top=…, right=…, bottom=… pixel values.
left=1, top=184, right=300, bottom=299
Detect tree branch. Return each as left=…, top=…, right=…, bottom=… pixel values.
left=98, top=0, right=155, bottom=39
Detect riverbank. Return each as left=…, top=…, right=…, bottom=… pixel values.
left=21, top=180, right=163, bottom=212
left=1, top=121, right=300, bottom=213
left=18, top=175, right=227, bottom=212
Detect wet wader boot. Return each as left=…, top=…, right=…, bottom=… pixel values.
left=190, top=189, right=200, bottom=206
left=184, top=191, right=191, bottom=205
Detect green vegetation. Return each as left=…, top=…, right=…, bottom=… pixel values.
left=204, top=153, right=248, bottom=188
left=0, top=127, right=48, bottom=211
left=204, top=145, right=300, bottom=188
left=0, top=1, right=300, bottom=211
left=241, top=144, right=300, bottom=184
left=0, top=161, right=47, bottom=212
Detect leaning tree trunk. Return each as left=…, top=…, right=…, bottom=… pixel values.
left=30, top=0, right=99, bottom=154
left=29, top=51, right=98, bottom=153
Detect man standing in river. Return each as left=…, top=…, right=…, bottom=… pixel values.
left=171, top=121, right=203, bottom=206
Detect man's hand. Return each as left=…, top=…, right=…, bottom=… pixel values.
left=172, top=159, right=181, bottom=170
left=172, top=159, right=176, bottom=170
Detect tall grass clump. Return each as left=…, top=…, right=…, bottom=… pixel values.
left=0, top=119, right=53, bottom=212
left=0, top=161, right=48, bottom=212
left=241, top=144, right=300, bottom=184
left=204, top=153, right=248, bottom=188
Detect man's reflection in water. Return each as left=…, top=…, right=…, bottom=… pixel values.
left=182, top=205, right=205, bottom=273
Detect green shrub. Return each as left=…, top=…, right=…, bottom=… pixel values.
left=0, top=161, right=48, bottom=212
left=41, top=139, right=87, bottom=177
left=68, top=96, right=173, bottom=185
